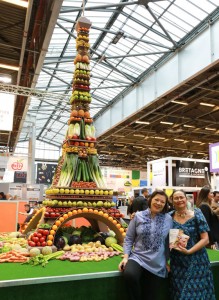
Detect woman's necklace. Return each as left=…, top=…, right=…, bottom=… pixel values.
left=175, top=210, right=187, bottom=218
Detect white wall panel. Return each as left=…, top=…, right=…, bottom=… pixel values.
left=212, top=21, right=219, bottom=61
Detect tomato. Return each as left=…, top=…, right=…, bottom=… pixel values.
left=37, top=233, right=42, bottom=238
left=33, top=232, right=38, bottom=237
left=28, top=241, right=36, bottom=247
left=32, top=236, right=39, bottom=243
left=43, top=230, right=49, bottom=236
left=38, top=229, right=44, bottom=234
left=37, top=242, right=41, bottom=246
left=40, top=237, right=46, bottom=243
left=41, top=241, right=47, bottom=247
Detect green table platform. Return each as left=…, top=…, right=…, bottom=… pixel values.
left=0, top=250, right=219, bottom=300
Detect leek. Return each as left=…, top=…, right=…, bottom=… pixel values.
left=90, top=125, right=96, bottom=138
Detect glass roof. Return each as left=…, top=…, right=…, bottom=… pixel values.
left=21, top=0, right=219, bottom=149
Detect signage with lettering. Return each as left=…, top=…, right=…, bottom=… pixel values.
left=7, top=157, right=28, bottom=172
left=209, top=142, right=219, bottom=173
left=14, top=171, right=27, bottom=183
left=175, top=160, right=211, bottom=187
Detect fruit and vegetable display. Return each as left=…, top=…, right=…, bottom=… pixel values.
left=0, top=17, right=128, bottom=268
left=20, top=16, right=128, bottom=248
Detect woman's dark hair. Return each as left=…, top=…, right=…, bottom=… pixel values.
left=148, top=190, right=169, bottom=214
left=196, top=186, right=211, bottom=207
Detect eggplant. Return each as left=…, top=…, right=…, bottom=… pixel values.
left=54, top=236, right=66, bottom=250
left=92, top=235, right=105, bottom=245
left=68, top=235, right=82, bottom=246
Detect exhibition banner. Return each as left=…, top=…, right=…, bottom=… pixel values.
left=7, top=156, right=28, bottom=172
left=175, top=160, right=211, bottom=187
left=152, top=160, right=166, bottom=187
left=0, top=93, right=15, bottom=131
left=209, top=142, right=219, bottom=173
left=101, top=167, right=132, bottom=191
left=36, top=163, right=57, bottom=184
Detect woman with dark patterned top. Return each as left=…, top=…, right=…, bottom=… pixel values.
left=119, top=190, right=172, bottom=300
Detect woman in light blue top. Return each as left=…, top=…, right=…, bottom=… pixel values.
left=119, top=190, right=173, bottom=300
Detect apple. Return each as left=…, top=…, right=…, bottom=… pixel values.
left=70, top=189, right=75, bottom=194
left=85, top=190, right=89, bottom=195
left=72, top=135, right=78, bottom=139
left=60, top=188, right=64, bottom=194
left=95, top=190, right=100, bottom=195
left=65, top=189, right=70, bottom=194
left=99, top=190, right=103, bottom=195
left=89, top=190, right=94, bottom=195
left=79, top=189, right=85, bottom=194
left=109, top=190, right=113, bottom=196
left=104, top=191, right=109, bottom=196
left=97, top=201, right=103, bottom=207
left=75, top=189, right=80, bottom=195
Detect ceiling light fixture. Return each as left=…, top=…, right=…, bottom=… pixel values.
left=154, top=136, right=165, bottom=139
left=192, top=140, right=202, bottom=144
left=135, top=121, right=150, bottom=125
left=0, top=74, right=12, bottom=83
left=133, top=134, right=145, bottom=137
left=111, top=30, right=124, bottom=44
left=197, top=152, right=206, bottom=155
left=171, top=100, right=188, bottom=105
left=0, top=63, right=19, bottom=71
left=205, top=127, right=216, bottom=131
left=200, top=102, right=215, bottom=107
left=183, top=124, right=195, bottom=128
left=2, top=0, right=28, bottom=8
left=160, top=121, right=173, bottom=125
left=174, top=139, right=184, bottom=142
left=114, top=143, right=124, bottom=147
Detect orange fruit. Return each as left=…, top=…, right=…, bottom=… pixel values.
left=88, top=209, right=93, bottom=213
left=119, top=228, right=125, bottom=233
left=52, top=225, right=58, bottom=230
left=47, top=240, right=53, bottom=246
left=59, top=217, right=64, bottom=222
left=108, top=216, right=113, bottom=221
left=77, top=209, right=82, bottom=214
left=72, top=210, right=77, bottom=214
left=48, top=235, right=54, bottom=241
left=103, top=213, right=109, bottom=218
left=112, top=220, right=117, bottom=225
left=68, top=211, right=73, bottom=217
left=93, top=209, right=98, bottom=214
left=122, top=232, right=126, bottom=237
left=98, top=211, right=103, bottom=216
left=83, top=207, right=88, bottom=213
left=63, top=214, right=68, bottom=219
left=116, top=224, right=121, bottom=229
left=50, top=230, right=55, bottom=235
left=55, top=220, right=61, bottom=226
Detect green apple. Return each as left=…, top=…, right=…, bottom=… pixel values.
left=103, top=202, right=108, bottom=208
left=93, top=202, right=97, bottom=207
left=73, top=201, right=77, bottom=207
left=63, top=201, right=68, bottom=207
left=68, top=201, right=72, bottom=207
left=77, top=201, right=83, bottom=207
left=83, top=202, right=88, bottom=207
left=97, top=201, right=103, bottom=207
left=58, top=201, right=63, bottom=207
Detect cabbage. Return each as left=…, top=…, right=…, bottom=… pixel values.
left=29, top=248, right=41, bottom=257
left=9, top=232, right=21, bottom=238
left=105, top=237, right=117, bottom=247
left=42, top=246, right=53, bottom=255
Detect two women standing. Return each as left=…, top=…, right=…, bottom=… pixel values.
left=119, top=189, right=216, bottom=300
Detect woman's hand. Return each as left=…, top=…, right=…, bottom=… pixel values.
left=176, top=245, right=191, bottom=255
left=119, top=257, right=128, bottom=271
left=130, top=212, right=135, bottom=220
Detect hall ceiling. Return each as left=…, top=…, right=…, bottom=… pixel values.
left=0, top=0, right=219, bottom=170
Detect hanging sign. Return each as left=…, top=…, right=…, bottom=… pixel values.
left=209, top=142, right=219, bottom=173
left=0, top=93, right=15, bottom=131
left=14, top=171, right=27, bottom=183
left=7, top=157, right=28, bottom=172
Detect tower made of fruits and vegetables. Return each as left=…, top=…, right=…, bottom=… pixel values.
left=33, top=17, right=126, bottom=246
